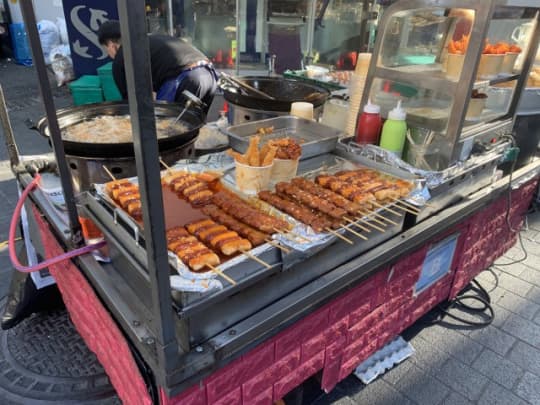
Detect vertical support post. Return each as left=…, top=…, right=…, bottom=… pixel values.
left=305, top=0, right=317, bottom=65
left=19, top=0, right=83, bottom=248
left=167, top=0, right=174, bottom=36
left=116, top=0, right=181, bottom=370
left=0, top=85, right=20, bottom=167
left=236, top=0, right=241, bottom=75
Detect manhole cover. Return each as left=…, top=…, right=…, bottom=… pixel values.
left=0, top=305, right=120, bottom=404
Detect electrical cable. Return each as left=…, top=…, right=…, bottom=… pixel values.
left=437, top=279, right=494, bottom=328
left=9, top=174, right=106, bottom=273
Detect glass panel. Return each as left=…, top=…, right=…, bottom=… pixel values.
left=146, top=0, right=171, bottom=34
left=367, top=77, right=453, bottom=133
left=311, top=0, right=375, bottom=69
left=378, top=7, right=476, bottom=82
left=463, top=80, right=517, bottom=126
left=172, top=0, right=237, bottom=69
left=485, top=9, right=538, bottom=73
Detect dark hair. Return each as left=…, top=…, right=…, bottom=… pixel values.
left=97, top=20, right=121, bottom=45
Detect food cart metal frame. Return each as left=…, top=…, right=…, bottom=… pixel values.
left=10, top=0, right=540, bottom=401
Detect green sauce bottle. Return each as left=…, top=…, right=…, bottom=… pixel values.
left=379, top=100, right=408, bottom=158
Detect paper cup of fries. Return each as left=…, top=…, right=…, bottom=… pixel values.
left=271, top=158, right=300, bottom=184
left=235, top=161, right=273, bottom=194
left=445, top=53, right=465, bottom=79
left=477, top=54, right=504, bottom=79
left=501, top=52, right=519, bottom=74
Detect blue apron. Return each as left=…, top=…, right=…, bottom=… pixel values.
left=156, top=63, right=218, bottom=102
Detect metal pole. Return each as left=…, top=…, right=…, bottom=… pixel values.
left=235, top=0, right=240, bottom=75
left=19, top=0, right=83, bottom=248
left=167, top=0, right=174, bottom=35
left=116, top=0, right=180, bottom=369
left=0, top=85, right=20, bottom=167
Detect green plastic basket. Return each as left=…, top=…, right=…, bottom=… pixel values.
left=68, top=75, right=104, bottom=106
left=97, top=62, right=123, bottom=101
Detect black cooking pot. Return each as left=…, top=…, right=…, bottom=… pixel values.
left=35, top=101, right=203, bottom=158
left=220, top=76, right=330, bottom=111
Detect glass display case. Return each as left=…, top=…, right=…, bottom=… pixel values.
left=361, top=0, right=540, bottom=170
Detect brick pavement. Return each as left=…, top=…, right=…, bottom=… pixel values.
left=1, top=60, right=540, bottom=404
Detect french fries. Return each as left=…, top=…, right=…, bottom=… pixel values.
left=227, top=135, right=279, bottom=167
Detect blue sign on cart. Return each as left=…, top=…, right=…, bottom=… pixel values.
left=62, top=0, right=118, bottom=77
left=415, top=234, right=459, bottom=294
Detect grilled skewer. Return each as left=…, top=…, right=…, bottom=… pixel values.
left=212, top=191, right=291, bottom=234
left=258, top=191, right=331, bottom=233
left=275, top=182, right=347, bottom=219
left=165, top=226, right=220, bottom=271
left=201, top=205, right=269, bottom=246
left=186, top=218, right=252, bottom=256
left=291, top=177, right=362, bottom=215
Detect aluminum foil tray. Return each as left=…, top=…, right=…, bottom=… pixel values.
left=222, top=151, right=418, bottom=269
left=223, top=115, right=341, bottom=160
left=92, top=168, right=282, bottom=304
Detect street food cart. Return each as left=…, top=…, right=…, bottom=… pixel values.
left=2, top=0, right=540, bottom=404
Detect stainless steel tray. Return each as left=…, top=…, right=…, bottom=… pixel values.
left=223, top=115, right=341, bottom=160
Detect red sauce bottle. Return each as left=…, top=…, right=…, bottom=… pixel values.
left=355, top=99, right=382, bottom=144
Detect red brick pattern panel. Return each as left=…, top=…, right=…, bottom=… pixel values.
left=32, top=206, right=152, bottom=405
left=449, top=178, right=538, bottom=298
left=37, top=177, right=535, bottom=405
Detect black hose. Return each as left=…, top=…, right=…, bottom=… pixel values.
left=437, top=279, right=494, bottom=328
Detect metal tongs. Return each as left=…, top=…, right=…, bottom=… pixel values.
left=169, top=90, right=207, bottom=127
left=219, top=72, right=275, bottom=100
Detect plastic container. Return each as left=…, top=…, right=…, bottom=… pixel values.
left=290, top=102, right=314, bottom=120
left=235, top=161, right=273, bottom=195
left=68, top=75, right=104, bottom=106
left=38, top=173, right=65, bottom=210
left=9, top=23, right=32, bottom=66
left=379, top=100, right=408, bottom=158
left=97, top=62, right=123, bottom=101
left=355, top=99, right=382, bottom=144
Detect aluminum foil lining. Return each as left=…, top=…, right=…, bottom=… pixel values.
left=93, top=154, right=274, bottom=291
left=220, top=171, right=336, bottom=252
left=341, top=140, right=506, bottom=191
left=170, top=275, right=222, bottom=293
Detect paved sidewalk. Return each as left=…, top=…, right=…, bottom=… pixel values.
left=1, top=60, right=540, bottom=404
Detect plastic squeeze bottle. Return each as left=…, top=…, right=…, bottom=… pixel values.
left=379, top=100, right=408, bottom=158
left=355, top=99, right=382, bottom=144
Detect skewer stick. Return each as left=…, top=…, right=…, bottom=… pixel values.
left=102, top=165, right=117, bottom=181
left=340, top=224, right=368, bottom=241
left=240, top=250, right=272, bottom=269
left=395, top=199, right=421, bottom=213
left=354, top=216, right=386, bottom=233
left=273, top=227, right=311, bottom=243
left=325, top=228, right=354, bottom=245
left=343, top=216, right=371, bottom=233
left=159, top=158, right=174, bottom=175
left=362, top=211, right=399, bottom=226
left=208, top=264, right=237, bottom=285
left=265, top=239, right=291, bottom=254
left=372, top=201, right=402, bottom=216
left=389, top=201, right=419, bottom=215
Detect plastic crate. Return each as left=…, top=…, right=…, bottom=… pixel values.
left=68, top=75, right=104, bottom=106
left=97, top=62, right=123, bottom=101
left=9, top=23, right=32, bottom=66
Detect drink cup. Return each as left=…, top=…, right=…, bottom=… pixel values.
left=290, top=102, right=314, bottom=120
